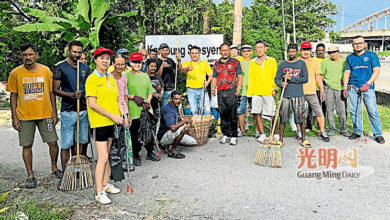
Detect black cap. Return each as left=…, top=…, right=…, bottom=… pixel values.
left=159, top=43, right=169, bottom=50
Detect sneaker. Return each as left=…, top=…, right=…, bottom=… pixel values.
left=257, top=134, right=267, bottom=143
left=103, top=183, right=120, bottom=194
left=340, top=130, right=350, bottom=137
left=254, top=132, right=260, bottom=138
left=273, top=134, right=280, bottom=141
left=146, top=152, right=161, bottom=161
left=26, top=178, right=37, bottom=189
left=220, top=135, right=229, bottom=144
left=375, top=136, right=385, bottom=144
left=238, top=130, right=245, bottom=137
left=319, top=132, right=330, bottom=142
left=133, top=156, right=142, bottom=166
left=349, top=133, right=361, bottom=140
left=95, top=191, right=111, bottom=205
left=327, top=130, right=338, bottom=136
left=229, top=137, right=237, bottom=145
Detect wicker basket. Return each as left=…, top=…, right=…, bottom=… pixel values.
left=185, top=115, right=213, bottom=146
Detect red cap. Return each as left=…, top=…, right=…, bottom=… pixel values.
left=93, top=47, right=114, bottom=57
left=130, top=52, right=143, bottom=61
left=300, top=42, right=312, bottom=49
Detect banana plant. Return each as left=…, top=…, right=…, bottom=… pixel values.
left=13, top=0, right=136, bottom=49
left=0, top=191, right=10, bottom=213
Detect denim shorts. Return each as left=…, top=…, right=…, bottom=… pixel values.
left=60, top=110, right=89, bottom=149
left=237, top=96, right=248, bottom=114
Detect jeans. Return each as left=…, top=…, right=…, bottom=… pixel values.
left=187, top=87, right=211, bottom=115
left=217, top=89, right=238, bottom=137
left=348, top=86, right=382, bottom=136
left=161, top=90, right=173, bottom=111
left=325, top=86, right=347, bottom=133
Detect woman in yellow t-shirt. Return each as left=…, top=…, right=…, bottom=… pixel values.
left=85, top=47, right=125, bottom=205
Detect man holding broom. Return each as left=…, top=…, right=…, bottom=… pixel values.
left=53, top=41, right=91, bottom=189
left=343, top=36, right=385, bottom=144
left=6, top=42, right=62, bottom=188
left=274, top=43, right=308, bottom=146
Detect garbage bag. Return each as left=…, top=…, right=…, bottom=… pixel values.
left=137, top=110, right=157, bottom=146
left=109, top=124, right=126, bottom=182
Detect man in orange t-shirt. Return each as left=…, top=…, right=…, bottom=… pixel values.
left=6, top=42, right=62, bottom=189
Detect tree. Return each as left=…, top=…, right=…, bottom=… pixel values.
left=13, top=0, right=136, bottom=50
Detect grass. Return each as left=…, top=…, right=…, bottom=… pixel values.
left=0, top=197, right=72, bottom=220
left=377, top=51, right=390, bottom=56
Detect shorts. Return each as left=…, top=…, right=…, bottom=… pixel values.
left=279, top=97, right=305, bottom=124
left=60, top=110, right=89, bottom=149
left=19, top=119, right=58, bottom=147
left=237, top=96, right=248, bottom=114
left=304, top=94, right=323, bottom=117
left=93, top=125, right=114, bottom=142
left=251, top=95, right=276, bottom=116
left=160, top=126, right=197, bottom=146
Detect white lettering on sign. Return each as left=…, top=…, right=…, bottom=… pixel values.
left=145, top=34, right=224, bottom=64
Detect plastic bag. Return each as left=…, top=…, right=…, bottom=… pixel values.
left=109, top=124, right=126, bottom=182
left=137, top=110, right=157, bottom=146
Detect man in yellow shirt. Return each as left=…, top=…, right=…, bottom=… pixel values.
left=6, top=42, right=62, bottom=188
left=247, top=40, right=279, bottom=142
left=181, top=46, right=212, bottom=115
left=300, top=42, right=330, bottom=143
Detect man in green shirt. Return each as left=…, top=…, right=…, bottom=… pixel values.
left=237, top=44, right=251, bottom=137
left=321, top=45, right=349, bottom=136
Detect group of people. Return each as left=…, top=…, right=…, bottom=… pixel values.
left=6, top=35, right=385, bottom=205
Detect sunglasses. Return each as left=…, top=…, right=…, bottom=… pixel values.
left=242, top=50, right=251, bottom=52
left=131, top=60, right=142, bottom=64
left=328, top=51, right=339, bottom=54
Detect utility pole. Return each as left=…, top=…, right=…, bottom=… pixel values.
left=232, top=0, right=242, bottom=45
left=282, top=0, right=287, bottom=60
left=341, top=6, right=344, bottom=30
left=292, top=0, right=296, bottom=43
left=385, top=16, right=387, bottom=29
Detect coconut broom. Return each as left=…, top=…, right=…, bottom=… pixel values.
left=60, top=60, right=93, bottom=190
left=254, top=78, right=286, bottom=167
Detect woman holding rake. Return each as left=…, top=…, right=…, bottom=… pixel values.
left=85, top=47, right=126, bottom=205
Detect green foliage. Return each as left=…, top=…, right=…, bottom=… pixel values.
left=0, top=198, right=72, bottom=219
left=329, top=31, right=341, bottom=43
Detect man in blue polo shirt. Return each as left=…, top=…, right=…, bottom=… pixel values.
left=53, top=41, right=91, bottom=177
left=158, top=91, right=196, bottom=159
left=343, top=36, right=385, bottom=144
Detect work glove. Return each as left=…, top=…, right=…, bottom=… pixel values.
left=359, top=83, right=370, bottom=92
left=143, top=102, right=151, bottom=111
left=343, top=89, right=348, bottom=98
left=133, top=95, right=144, bottom=106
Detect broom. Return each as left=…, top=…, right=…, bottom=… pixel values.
left=254, top=78, right=286, bottom=167
left=60, top=60, right=93, bottom=190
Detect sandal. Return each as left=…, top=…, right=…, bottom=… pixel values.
left=26, top=178, right=37, bottom=189
left=52, top=169, right=63, bottom=179
left=168, top=151, right=185, bottom=159
left=300, top=140, right=312, bottom=148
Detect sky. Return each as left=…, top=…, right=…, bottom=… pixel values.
left=215, top=0, right=390, bottom=31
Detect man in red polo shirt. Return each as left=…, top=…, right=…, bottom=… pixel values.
left=211, top=43, right=243, bottom=145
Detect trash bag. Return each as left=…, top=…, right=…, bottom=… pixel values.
left=137, top=110, right=157, bottom=146
left=109, top=124, right=126, bottom=182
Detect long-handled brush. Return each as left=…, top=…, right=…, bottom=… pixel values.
left=124, top=119, right=134, bottom=194
left=254, top=78, right=286, bottom=167
left=60, top=60, right=93, bottom=191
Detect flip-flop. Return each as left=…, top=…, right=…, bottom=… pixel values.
left=168, top=151, right=185, bottom=159
left=300, top=140, right=312, bottom=148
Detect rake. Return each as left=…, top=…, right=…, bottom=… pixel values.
left=60, top=60, right=93, bottom=190
left=254, top=78, right=286, bottom=168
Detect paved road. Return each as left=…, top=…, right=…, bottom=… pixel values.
left=376, top=59, right=390, bottom=93
left=0, top=125, right=389, bottom=219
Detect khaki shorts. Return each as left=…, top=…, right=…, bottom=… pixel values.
left=251, top=95, right=276, bottom=116
left=304, top=94, right=323, bottom=117
left=19, top=119, right=58, bottom=146
left=160, top=126, right=197, bottom=146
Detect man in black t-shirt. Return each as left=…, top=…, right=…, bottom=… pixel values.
left=53, top=41, right=91, bottom=178
left=146, top=59, right=164, bottom=120
left=156, top=43, right=182, bottom=110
